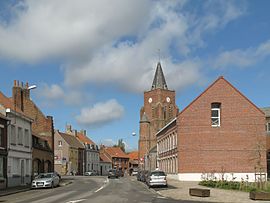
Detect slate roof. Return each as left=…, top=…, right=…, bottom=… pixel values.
left=140, top=112, right=149, bottom=122
left=151, top=62, right=168, bottom=90
left=59, top=132, right=84, bottom=149
left=261, top=107, right=270, bottom=117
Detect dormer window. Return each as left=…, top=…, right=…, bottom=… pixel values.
left=211, top=103, right=221, bottom=127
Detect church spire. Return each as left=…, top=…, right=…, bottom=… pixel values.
left=151, top=62, right=168, bottom=90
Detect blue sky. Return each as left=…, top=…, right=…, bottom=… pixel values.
left=0, top=0, right=270, bottom=151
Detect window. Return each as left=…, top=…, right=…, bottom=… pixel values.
left=267, top=123, right=270, bottom=133
left=0, top=157, right=3, bottom=178
left=10, top=125, right=16, bottom=144
left=18, top=127, right=23, bottom=145
left=24, top=129, right=30, bottom=147
left=211, top=103, right=221, bottom=127
left=58, top=140, right=62, bottom=147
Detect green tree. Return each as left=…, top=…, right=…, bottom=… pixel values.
left=113, top=139, right=125, bottom=152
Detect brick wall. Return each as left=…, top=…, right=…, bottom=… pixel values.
left=177, top=77, right=266, bottom=175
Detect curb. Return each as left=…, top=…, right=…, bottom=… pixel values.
left=0, top=188, right=31, bottom=197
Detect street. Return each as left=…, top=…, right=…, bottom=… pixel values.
left=0, top=176, right=201, bottom=203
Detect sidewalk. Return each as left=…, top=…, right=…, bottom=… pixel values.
left=0, top=185, right=30, bottom=197
left=157, top=178, right=270, bottom=203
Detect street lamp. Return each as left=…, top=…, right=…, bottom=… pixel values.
left=28, top=85, right=37, bottom=90
left=132, top=132, right=136, bottom=136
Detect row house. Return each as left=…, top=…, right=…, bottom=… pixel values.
left=0, top=92, right=32, bottom=188
left=99, top=153, right=112, bottom=176
left=127, top=151, right=139, bottom=169
left=0, top=105, right=9, bottom=189
left=65, top=125, right=100, bottom=175
left=100, top=146, right=129, bottom=173
left=54, top=130, right=84, bottom=175
left=156, top=76, right=267, bottom=182
left=12, top=81, right=54, bottom=173
left=156, top=118, right=177, bottom=176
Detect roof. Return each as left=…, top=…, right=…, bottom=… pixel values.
left=104, top=147, right=129, bottom=159
left=58, top=131, right=84, bottom=149
left=0, top=91, right=24, bottom=115
left=76, top=131, right=95, bottom=145
left=127, top=151, right=138, bottom=160
left=178, top=76, right=265, bottom=117
left=151, top=62, right=168, bottom=90
left=99, top=152, right=112, bottom=163
left=140, top=112, right=149, bottom=123
left=261, top=107, right=270, bottom=117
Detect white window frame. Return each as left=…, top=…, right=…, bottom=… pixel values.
left=211, top=103, right=221, bottom=127
left=58, top=140, right=62, bottom=147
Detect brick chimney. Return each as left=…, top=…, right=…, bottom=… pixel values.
left=12, top=80, right=31, bottom=112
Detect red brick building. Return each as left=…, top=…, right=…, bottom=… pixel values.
left=175, top=76, right=266, bottom=181
left=139, top=62, right=178, bottom=170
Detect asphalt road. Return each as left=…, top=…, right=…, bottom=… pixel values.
left=0, top=176, right=202, bottom=203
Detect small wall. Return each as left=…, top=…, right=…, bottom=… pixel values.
left=7, top=175, right=31, bottom=188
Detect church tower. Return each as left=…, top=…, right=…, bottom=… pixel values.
left=138, top=62, right=179, bottom=164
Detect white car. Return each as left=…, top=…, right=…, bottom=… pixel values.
left=146, top=170, right=167, bottom=188
left=32, top=172, right=60, bottom=189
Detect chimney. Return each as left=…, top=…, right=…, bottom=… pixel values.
left=12, top=80, right=23, bottom=111
left=80, top=129, right=87, bottom=136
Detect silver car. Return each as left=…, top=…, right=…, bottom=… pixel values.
left=32, top=172, right=60, bottom=189
left=146, top=170, right=167, bottom=188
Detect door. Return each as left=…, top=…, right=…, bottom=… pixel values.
left=21, top=160, right=24, bottom=185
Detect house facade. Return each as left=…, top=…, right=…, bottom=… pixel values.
left=65, top=125, right=100, bottom=175
left=0, top=91, right=32, bottom=187
left=54, top=130, right=84, bottom=175
left=12, top=80, right=54, bottom=173
left=138, top=62, right=178, bottom=170
left=32, top=134, right=53, bottom=176
left=156, top=118, right=178, bottom=176
left=0, top=108, right=8, bottom=189
left=100, top=146, right=129, bottom=173
left=99, top=153, right=112, bottom=176
left=175, top=76, right=266, bottom=182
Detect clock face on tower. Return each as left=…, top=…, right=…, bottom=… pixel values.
left=166, top=97, right=170, bottom=102
left=148, top=97, right=152, bottom=103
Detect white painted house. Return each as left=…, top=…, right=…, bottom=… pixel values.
left=6, top=108, right=32, bottom=187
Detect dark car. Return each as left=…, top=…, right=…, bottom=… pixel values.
left=108, top=169, right=118, bottom=179
left=138, top=170, right=148, bottom=182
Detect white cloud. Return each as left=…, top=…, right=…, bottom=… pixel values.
left=0, top=0, right=247, bottom=93
left=36, top=83, right=88, bottom=106
left=76, top=99, right=124, bottom=127
left=214, top=40, right=270, bottom=69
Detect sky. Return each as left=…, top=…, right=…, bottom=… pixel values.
left=0, top=0, right=270, bottom=152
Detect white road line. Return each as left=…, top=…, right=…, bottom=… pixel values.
left=66, top=199, right=86, bottom=203
left=94, top=186, right=104, bottom=193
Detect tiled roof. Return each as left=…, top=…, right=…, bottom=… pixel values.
left=100, top=152, right=112, bottom=163
left=127, top=151, right=138, bottom=160
left=58, top=131, right=84, bottom=149
left=0, top=91, right=24, bottom=115
left=261, top=107, right=270, bottom=117
left=76, top=132, right=95, bottom=145
left=104, top=147, right=129, bottom=159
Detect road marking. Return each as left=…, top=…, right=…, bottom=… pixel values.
left=66, top=199, right=86, bottom=203
left=94, top=185, right=104, bottom=193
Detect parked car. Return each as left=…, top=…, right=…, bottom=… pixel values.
left=54, top=171, right=61, bottom=180
left=108, top=169, right=119, bottom=179
left=85, top=170, right=98, bottom=176
left=146, top=170, right=167, bottom=188
left=131, top=168, right=138, bottom=176
left=32, top=172, right=60, bottom=189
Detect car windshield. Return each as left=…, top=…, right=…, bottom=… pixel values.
left=36, top=173, right=53, bottom=179
left=150, top=171, right=166, bottom=176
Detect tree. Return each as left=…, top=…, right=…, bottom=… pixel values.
left=113, top=139, right=125, bottom=152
